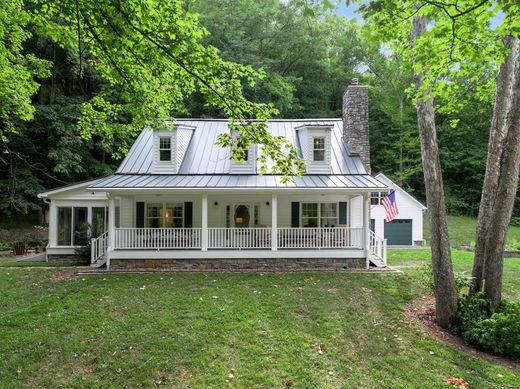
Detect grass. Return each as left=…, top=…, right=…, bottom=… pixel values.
left=388, top=249, right=520, bottom=302
left=0, top=253, right=519, bottom=388
left=423, top=215, right=520, bottom=248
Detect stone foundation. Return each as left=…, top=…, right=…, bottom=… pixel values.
left=110, top=257, right=366, bottom=272
left=47, top=254, right=89, bottom=265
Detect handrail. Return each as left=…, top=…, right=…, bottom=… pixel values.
left=91, top=231, right=109, bottom=264
left=368, top=230, right=387, bottom=265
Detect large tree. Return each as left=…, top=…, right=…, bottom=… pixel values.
left=360, top=0, right=520, bottom=322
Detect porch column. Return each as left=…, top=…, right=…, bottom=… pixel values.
left=201, top=194, right=208, bottom=251
left=108, top=196, right=116, bottom=269
left=48, top=201, right=57, bottom=247
left=271, top=194, right=277, bottom=251
left=364, top=193, right=371, bottom=269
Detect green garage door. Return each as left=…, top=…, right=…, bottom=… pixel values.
left=384, top=219, right=412, bottom=245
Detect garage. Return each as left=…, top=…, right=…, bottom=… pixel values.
left=384, top=219, right=413, bottom=245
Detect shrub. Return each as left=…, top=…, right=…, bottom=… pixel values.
left=453, top=293, right=520, bottom=358
left=0, top=241, right=13, bottom=251
left=74, top=222, right=92, bottom=263
left=418, top=262, right=468, bottom=294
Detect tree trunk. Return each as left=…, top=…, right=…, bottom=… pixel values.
left=412, top=14, right=458, bottom=328
left=470, top=36, right=520, bottom=296
left=471, top=36, right=520, bottom=309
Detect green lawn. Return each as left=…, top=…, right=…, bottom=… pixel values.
left=423, top=215, right=520, bottom=248
left=0, top=254, right=519, bottom=388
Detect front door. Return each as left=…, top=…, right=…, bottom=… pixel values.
left=233, top=204, right=251, bottom=228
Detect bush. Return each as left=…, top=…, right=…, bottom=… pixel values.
left=453, top=293, right=520, bottom=358
left=418, top=263, right=468, bottom=294
left=74, top=222, right=92, bottom=263
left=0, top=241, right=13, bottom=251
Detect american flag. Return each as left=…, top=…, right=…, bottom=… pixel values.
left=381, top=191, right=399, bottom=222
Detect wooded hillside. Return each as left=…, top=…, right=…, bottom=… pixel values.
left=0, top=0, right=517, bottom=221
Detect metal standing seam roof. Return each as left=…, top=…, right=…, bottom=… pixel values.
left=87, top=174, right=387, bottom=190
left=116, top=119, right=368, bottom=175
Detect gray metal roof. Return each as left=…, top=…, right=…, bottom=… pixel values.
left=116, top=119, right=367, bottom=175
left=87, top=174, right=387, bottom=190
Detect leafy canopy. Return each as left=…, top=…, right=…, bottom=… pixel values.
left=358, top=0, right=520, bottom=115
left=1, top=0, right=306, bottom=178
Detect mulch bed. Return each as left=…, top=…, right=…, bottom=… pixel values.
left=405, top=295, right=520, bottom=372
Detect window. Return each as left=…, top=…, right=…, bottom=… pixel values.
left=313, top=137, right=325, bottom=162
left=146, top=202, right=184, bottom=228
left=320, top=203, right=337, bottom=227
left=301, top=203, right=337, bottom=227
left=165, top=203, right=183, bottom=228
left=57, top=207, right=72, bottom=246
left=159, top=137, right=172, bottom=162
left=92, top=207, right=107, bottom=238
left=301, top=203, right=318, bottom=227
left=57, top=206, right=88, bottom=246
left=371, top=191, right=389, bottom=205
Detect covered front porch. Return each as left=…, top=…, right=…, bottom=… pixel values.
left=92, top=190, right=387, bottom=269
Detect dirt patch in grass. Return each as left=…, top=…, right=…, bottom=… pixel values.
left=50, top=269, right=77, bottom=281
left=406, top=295, right=520, bottom=372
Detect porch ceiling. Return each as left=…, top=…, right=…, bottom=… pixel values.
left=86, top=174, right=387, bottom=190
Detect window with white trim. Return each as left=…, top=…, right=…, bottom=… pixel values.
left=159, top=137, right=172, bottom=162
left=301, top=202, right=337, bottom=227
left=313, top=136, right=326, bottom=162
left=146, top=202, right=184, bottom=228
left=371, top=191, right=389, bottom=205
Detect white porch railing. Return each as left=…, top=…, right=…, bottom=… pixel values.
left=369, top=230, right=387, bottom=265
left=115, top=228, right=202, bottom=249
left=277, top=227, right=363, bottom=249
left=208, top=227, right=272, bottom=249
left=112, top=227, right=365, bottom=250
left=91, top=231, right=108, bottom=264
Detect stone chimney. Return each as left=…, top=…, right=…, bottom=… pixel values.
left=342, top=78, right=370, bottom=174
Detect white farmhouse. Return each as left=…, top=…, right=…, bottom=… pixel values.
left=370, top=173, right=427, bottom=246
left=38, top=80, right=391, bottom=271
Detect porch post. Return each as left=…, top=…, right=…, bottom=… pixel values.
left=108, top=196, right=116, bottom=269
left=201, top=194, right=208, bottom=251
left=364, top=193, right=371, bottom=269
left=48, top=201, right=57, bottom=248
left=271, top=194, right=277, bottom=251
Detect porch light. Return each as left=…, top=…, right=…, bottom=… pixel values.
left=214, top=201, right=219, bottom=206
left=266, top=201, right=270, bottom=206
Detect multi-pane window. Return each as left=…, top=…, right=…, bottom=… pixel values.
left=159, top=137, right=172, bottom=162
left=371, top=191, right=389, bottom=205
left=146, top=202, right=184, bottom=228
left=320, top=203, right=337, bottom=227
left=165, top=203, right=183, bottom=227
left=313, top=137, right=325, bottom=162
left=301, top=203, right=319, bottom=227
left=301, top=203, right=338, bottom=227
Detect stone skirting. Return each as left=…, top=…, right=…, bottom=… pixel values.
left=110, top=257, right=366, bottom=272
left=47, top=254, right=89, bottom=265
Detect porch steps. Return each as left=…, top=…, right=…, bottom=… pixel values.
left=369, top=257, right=386, bottom=268
left=90, top=258, right=107, bottom=268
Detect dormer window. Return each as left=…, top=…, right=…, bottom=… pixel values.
left=159, top=137, right=172, bottom=162
left=313, top=137, right=326, bottom=162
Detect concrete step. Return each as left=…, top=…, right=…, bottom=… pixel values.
left=90, top=258, right=107, bottom=268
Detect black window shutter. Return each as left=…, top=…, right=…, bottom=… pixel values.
left=291, top=202, right=300, bottom=227
left=136, top=202, right=145, bottom=228
left=184, top=202, right=193, bottom=228
left=339, top=202, right=347, bottom=225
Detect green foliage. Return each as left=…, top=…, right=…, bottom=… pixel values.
left=417, top=262, right=468, bottom=294
left=454, top=293, right=520, bottom=358
left=73, top=222, right=91, bottom=261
